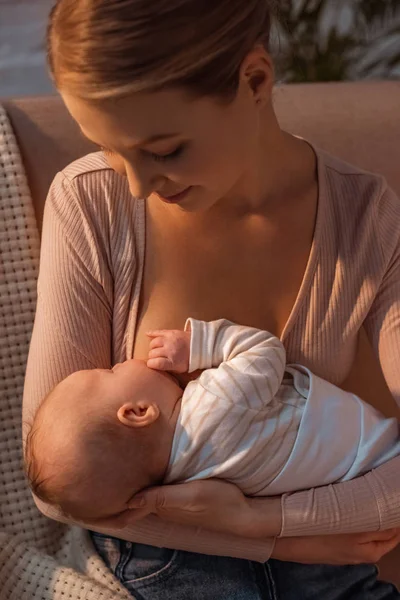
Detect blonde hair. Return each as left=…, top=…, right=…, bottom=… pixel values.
left=47, top=0, right=277, bottom=101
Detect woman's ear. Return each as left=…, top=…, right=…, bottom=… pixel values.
left=117, top=401, right=160, bottom=428
left=240, top=46, right=274, bottom=107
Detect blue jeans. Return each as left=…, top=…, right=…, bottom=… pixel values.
left=90, top=532, right=400, bottom=599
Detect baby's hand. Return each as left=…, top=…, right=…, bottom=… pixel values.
left=146, top=329, right=191, bottom=373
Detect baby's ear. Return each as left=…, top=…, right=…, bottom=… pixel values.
left=117, top=401, right=160, bottom=428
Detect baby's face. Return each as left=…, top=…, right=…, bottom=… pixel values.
left=33, top=360, right=182, bottom=521
left=64, top=358, right=181, bottom=422
left=83, top=358, right=174, bottom=404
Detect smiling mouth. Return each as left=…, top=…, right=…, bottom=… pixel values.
left=155, top=186, right=192, bottom=204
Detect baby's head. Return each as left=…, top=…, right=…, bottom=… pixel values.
left=24, top=360, right=182, bottom=522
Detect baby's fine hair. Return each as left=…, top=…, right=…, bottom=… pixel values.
left=23, top=392, right=123, bottom=514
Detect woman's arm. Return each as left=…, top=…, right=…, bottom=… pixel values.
left=23, top=172, right=275, bottom=562
left=280, top=185, right=400, bottom=538
left=125, top=477, right=400, bottom=565
left=23, top=172, right=114, bottom=433
left=272, top=529, right=400, bottom=565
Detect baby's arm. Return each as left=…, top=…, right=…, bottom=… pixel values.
left=189, top=319, right=286, bottom=409
left=148, top=318, right=286, bottom=410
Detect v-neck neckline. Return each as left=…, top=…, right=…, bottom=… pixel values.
left=129, top=138, right=326, bottom=351
left=280, top=138, right=325, bottom=342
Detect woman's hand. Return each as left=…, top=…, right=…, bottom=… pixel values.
left=86, top=481, right=400, bottom=567
left=127, top=479, right=283, bottom=538
left=272, top=530, right=400, bottom=565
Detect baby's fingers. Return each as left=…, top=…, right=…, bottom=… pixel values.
left=146, top=330, right=169, bottom=338
left=147, top=357, right=173, bottom=371
left=148, top=347, right=169, bottom=360
left=148, top=336, right=165, bottom=350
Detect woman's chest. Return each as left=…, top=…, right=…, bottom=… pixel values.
left=133, top=211, right=313, bottom=362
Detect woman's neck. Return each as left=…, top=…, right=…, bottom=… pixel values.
left=148, top=105, right=317, bottom=229
left=227, top=108, right=317, bottom=216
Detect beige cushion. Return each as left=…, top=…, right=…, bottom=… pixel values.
left=2, top=96, right=95, bottom=231
left=274, top=81, right=400, bottom=194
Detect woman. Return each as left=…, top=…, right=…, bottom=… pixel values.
left=23, top=0, right=400, bottom=598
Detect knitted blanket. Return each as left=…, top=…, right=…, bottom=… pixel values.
left=0, top=105, right=132, bottom=600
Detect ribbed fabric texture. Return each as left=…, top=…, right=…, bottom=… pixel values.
left=22, top=144, right=400, bottom=566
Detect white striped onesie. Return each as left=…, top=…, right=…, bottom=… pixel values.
left=165, top=318, right=400, bottom=495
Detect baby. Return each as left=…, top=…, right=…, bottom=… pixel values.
left=24, top=318, right=400, bottom=522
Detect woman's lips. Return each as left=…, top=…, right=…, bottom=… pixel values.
left=156, top=186, right=192, bottom=204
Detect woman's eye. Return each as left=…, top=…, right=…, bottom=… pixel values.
left=100, top=144, right=186, bottom=163
left=148, top=145, right=185, bottom=163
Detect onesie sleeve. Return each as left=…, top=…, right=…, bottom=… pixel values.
left=186, top=318, right=286, bottom=410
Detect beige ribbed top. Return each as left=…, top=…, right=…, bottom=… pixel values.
left=23, top=145, right=400, bottom=561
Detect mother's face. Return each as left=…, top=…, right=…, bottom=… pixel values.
left=62, top=81, right=263, bottom=213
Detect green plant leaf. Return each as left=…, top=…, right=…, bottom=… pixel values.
left=274, top=0, right=400, bottom=82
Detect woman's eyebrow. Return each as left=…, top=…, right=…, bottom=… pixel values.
left=79, top=128, right=180, bottom=148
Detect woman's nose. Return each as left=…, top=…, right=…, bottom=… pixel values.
left=125, top=160, right=163, bottom=199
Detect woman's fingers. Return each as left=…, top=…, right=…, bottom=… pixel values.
left=126, top=480, right=283, bottom=538
left=85, top=506, right=151, bottom=531
left=128, top=481, right=217, bottom=517
left=357, top=528, right=400, bottom=543
left=358, top=530, right=400, bottom=564
left=128, top=484, right=187, bottom=510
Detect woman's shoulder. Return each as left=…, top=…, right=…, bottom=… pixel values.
left=317, top=146, right=388, bottom=202
left=316, top=146, right=400, bottom=262
left=48, top=151, right=142, bottom=226
left=45, top=152, right=145, bottom=261
left=61, top=150, right=113, bottom=181
left=58, top=151, right=132, bottom=203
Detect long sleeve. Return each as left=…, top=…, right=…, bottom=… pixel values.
left=23, top=173, right=274, bottom=562
left=280, top=185, right=400, bottom=537
left=186, top=318, right=286, bottom=409
left=23, top=173, right=114, bottom=431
